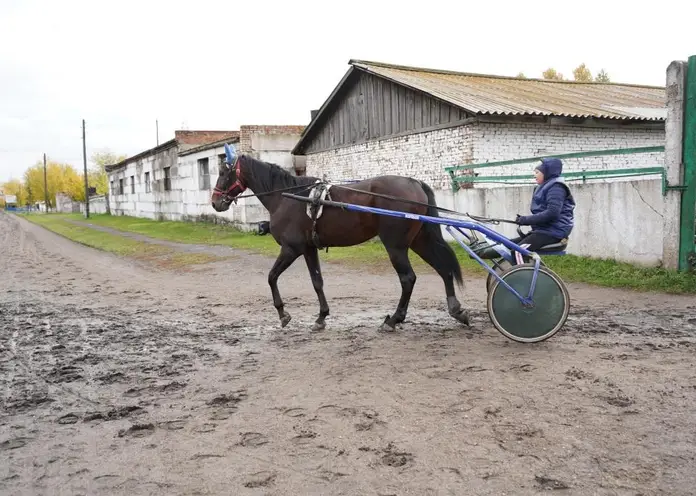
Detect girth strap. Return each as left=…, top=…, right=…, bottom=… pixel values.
left=306, top=181, right=332, bottom=251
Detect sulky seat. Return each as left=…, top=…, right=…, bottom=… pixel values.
left=537, top=238, right=569, bottom=254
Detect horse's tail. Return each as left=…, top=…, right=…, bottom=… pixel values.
left=416, top=180, right=464, bottom=289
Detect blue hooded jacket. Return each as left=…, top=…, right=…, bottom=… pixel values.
left=517, top=158, right=576, bottom=239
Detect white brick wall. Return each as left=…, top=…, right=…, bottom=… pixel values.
left=305, top=125, right=475, bottom=190
left=471, top=122, right=665, bottom=184
left=305, top=121, right=665, bottom=191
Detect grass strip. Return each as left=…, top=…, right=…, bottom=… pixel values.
left=22, top=213, right=696, bottom=294
left=23, top=214, right=225, bottom=270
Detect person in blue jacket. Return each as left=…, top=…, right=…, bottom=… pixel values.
left=513, top=157, right=576, bottom=251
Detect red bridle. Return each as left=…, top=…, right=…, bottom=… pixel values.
left=213, top=157, right=247, bottom=204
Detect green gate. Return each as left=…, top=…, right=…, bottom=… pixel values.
left=681, top=55, right=696, bottom=271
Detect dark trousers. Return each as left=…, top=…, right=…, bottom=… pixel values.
left=510, top=232, right=561, bottom=252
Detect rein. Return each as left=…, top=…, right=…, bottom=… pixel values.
left=328, top=183, right=518, bottom=225
left=216, top=163, right=515, bottom=225
left=234, top=183, right=316, bottom=200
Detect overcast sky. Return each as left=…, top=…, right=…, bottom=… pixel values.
left=1, top=0, right=694, bottom=182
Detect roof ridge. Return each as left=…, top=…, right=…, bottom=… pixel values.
left=348, top=59, right=665, bottom=90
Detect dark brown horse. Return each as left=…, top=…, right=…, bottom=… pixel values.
left=210, top=144, right=470, bottom=332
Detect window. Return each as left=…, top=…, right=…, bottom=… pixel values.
left=130, top=176, right=135, bottom=194
left=218, top=154, right=226, bottom=170
left=145, top=171, right=151, bottom=193
left=198, top=157, right=210, bottom=190
left=118, top=178, right=124, bottom=195
left=163, top=167, right=171, bottom=191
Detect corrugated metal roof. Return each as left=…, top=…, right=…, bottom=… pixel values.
left=350, top=60, right=666, bottom=121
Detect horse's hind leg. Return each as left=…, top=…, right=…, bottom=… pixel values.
left=410, top=228, right=470, bottom=326
left=269, top=244, right=301, bottom=327
left=380, top=245, right=417, bottom=332
left=304, top=247, right=330, bottom=331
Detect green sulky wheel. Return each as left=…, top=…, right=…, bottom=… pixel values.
left=487, top=262, right=570, bottom=343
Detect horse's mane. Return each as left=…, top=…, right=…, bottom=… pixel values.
left=241, top=154, right=317, bottom=192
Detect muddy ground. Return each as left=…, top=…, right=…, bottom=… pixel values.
left=1, top=211, right=695, bottom=496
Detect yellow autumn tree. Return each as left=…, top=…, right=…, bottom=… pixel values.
left=572, top=63, right=593, bottom=82
left=1, top=178, right=28, bottom=206
left=23, top=161, right=84, bottom=207
left=542, top=68, right=564, bottom=80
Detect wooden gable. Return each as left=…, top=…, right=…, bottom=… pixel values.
left=300, top=69, right=471, bottom=154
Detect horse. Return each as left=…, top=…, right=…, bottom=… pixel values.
left=210, top=143, right=470, bottom=333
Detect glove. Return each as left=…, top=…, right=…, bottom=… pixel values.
left=515, top=214, right=526, bottom=225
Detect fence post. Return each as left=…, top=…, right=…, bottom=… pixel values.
left=663, top=60, right=687, bottom=270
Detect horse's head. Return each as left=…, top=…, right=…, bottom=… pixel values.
left=211, top=143, right=247, bottom=212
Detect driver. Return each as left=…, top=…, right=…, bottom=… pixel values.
left=513, top=157, right=576, bottom=251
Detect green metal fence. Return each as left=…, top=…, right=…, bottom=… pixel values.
left=444, top=145, right=674, bottom=194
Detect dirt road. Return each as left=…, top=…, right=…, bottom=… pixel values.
left=1, top=211, right=695, bottom=495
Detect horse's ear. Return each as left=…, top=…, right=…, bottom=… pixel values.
left=224, top=143, right=237, bottom=167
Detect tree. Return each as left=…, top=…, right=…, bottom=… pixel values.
left=1, top=178, right=28, bottom=206
left=23, top=160, right=84, bottom=207
left=90, top=150, right=127, bottom=196
left=572, top=63, right=593, bottom=82
left=516, top=72, right=527, bottom=78
left=542, top=68, right=564, bottom=80
left=594, top=69, right=611, bottom=83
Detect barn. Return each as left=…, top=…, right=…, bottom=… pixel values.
left=292, top=59, right=667, bottom=265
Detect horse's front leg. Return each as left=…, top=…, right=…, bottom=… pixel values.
left=268, top=244, right=301, bottom=327
left=304, top=247, right=330, bottom=331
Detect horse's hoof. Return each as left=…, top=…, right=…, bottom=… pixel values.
left=280, top=313, right=292, bottom=328
left=378, top=321, right=396, bottom=333
left=311, top=321, right=326, bottom=332
left=451, top=309, right=470, bottom=326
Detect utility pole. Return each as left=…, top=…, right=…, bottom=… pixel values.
left=156, top=119, right=159, bottom=146
left=82, top=119, right=90, bottom=219
left=43, top=153, right=49, bottom=212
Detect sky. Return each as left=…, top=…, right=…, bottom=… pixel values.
left=1, top=0, right=694, bottom=183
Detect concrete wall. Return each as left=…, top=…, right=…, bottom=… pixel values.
left=107, top=145, right=179, bottom=220
left=79, top=195, right=108, bottom=215
left=55, top=193, right=81, bottom=213
left=54, top=193, right=108, bottom=216
left=432, top=178, right=664, bottom=267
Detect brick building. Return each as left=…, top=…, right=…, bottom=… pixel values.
left=292, top=59, right=666, bottom=190
left=291, top=60, right=669, bottom=266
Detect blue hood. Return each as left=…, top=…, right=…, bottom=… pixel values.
left=536, top=158, right=563, bottom=180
